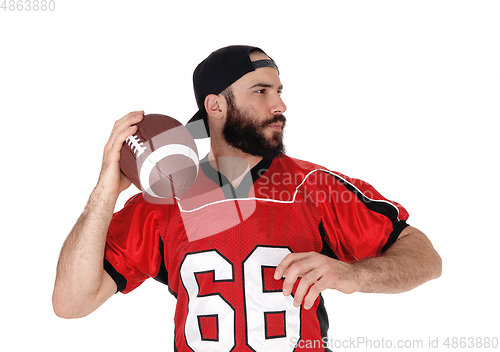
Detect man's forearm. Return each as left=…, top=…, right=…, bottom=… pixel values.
left=53, top=111, right=144, bottom=318
left=352, top=227, right=442, bottom=294
left=53, top=186, right=117, bottom=317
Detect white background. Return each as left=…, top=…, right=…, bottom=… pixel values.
left=1, top=1, right=499, bottom=351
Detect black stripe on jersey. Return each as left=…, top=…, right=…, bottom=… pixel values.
left=103, top=259, right=127, bottom=293
left=321, top=170, right=400, bottom=225
left=320, top=171, right=410, bottom=254
left=154, top=235, right=169, bottom=286
left=316, top=294, right=332, bottom=351
left=319, top=220, right=339, bottom=260
left=319, top=172, right=410, bottom=254
left=250, top=157, right=274, bottom=183
left=382, top=220, right=409, bottom=253
left=317, top=222, right=335, bottom=351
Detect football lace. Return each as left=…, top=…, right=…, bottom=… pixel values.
left=126, top=135, right=147, bottom=157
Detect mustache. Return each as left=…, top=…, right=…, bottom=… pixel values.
left=261, top=114, right=286, bottom=127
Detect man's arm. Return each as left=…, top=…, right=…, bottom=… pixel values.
left=274, top=226, right=442, bottom=310
left=52, top=111, right=144, bottom=319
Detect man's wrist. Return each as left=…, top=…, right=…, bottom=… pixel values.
left=88, top=183, right=120, bottom=215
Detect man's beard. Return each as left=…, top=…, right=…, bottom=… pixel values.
left=222, top=95, right=286, bottom=160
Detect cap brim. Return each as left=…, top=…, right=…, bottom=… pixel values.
left=185, top=109, right=210, bottom=139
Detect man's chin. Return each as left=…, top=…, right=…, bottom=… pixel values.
left=264, top=128, right=283, bottom=140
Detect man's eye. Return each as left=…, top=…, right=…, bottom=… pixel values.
left=256, top=89, right=266, bottom=94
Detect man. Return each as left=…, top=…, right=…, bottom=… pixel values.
left=53, top=45, right=441, bottom=351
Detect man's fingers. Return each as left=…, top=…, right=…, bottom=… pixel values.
left=275, top=252, right=358, bottom=310
left=303, top=281, right=326, bottom=310
left=274, top=252, right=312, bottom=280
left=292, top=268, right=322, bottom=308
left=276, top=252, right=317, bottom=297
left=111, top=110, right=144, bottom=144
left=97, top=111, right=145, bottom=196
left=104, top=111, right=144, bottom=160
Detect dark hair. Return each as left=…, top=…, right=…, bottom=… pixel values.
left=220, top=86, right=234, bottom=105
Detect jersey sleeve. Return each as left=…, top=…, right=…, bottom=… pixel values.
left=317, top=170, right=410, bottom=263
left=104, top=194, right=165, bottom=294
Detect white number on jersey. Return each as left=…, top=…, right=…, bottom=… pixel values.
left=180, top=246, right=301, bottom=351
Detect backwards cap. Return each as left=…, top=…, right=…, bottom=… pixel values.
left=186, top=45, right=279, bottom=139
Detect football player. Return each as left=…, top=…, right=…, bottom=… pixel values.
left=53, top=46, right=441, bottom=352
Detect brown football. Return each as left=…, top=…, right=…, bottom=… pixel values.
left=120, top=114, right=199, bottom=203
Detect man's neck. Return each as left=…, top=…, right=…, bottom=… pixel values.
left=208, top=142, right=263, bottom=189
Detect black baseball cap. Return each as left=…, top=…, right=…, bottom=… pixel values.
left=185, top=45, right=279, bottom=139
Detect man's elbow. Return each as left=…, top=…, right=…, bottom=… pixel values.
left=430, top=248, right=443, bottom=281
left=421, top=231, right=442, bottom=282
left=52, top=289, right=96, bottom=319
left=398, top=226, right=443, bottom=285
left=52, top=296, right=87, bottom=319
left=416, top=232, right=443, bottom=283
left=53, top=301, right=78, bottom=320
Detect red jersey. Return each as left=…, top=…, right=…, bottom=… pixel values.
left=104, top=154, right=409, bottom=352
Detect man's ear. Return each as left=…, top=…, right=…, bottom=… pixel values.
left=204, top=94, right=224, bottom=119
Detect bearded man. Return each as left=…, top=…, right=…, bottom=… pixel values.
left=53, top=46, right=441, bottom=352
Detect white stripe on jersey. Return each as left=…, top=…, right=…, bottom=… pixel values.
left=177, top=169, right=400, bottom=222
